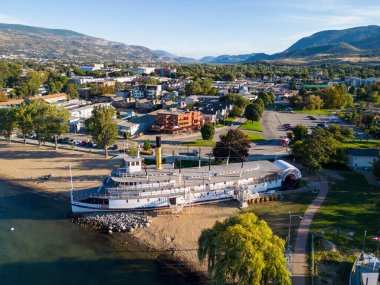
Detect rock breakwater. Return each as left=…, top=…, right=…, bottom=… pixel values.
left=74, top=212, right=152, bottom=234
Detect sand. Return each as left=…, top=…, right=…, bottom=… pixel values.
left=0, top=140, right=240, bottom=275
left=0, top=141, right=121, bottom=199
left=134, top=203, right=239, bottom=272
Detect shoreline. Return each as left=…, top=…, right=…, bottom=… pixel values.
left=0, top=141, right=232, bottom=284
left=0, top=174, right=210, bottom=284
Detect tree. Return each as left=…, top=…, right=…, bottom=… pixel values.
left=0, top=91, right=7, bottom=102
left=198, top=212, right=290, bottom=285
left=185, top=81, right=202, bottom=95
left=213, top=129, right=250, bottom=162
left=292, top=124, right=308, bottom=141
left=305, top=95, right=324, bottom=110
left=220, top=94, right=250, bottom=108
left=222, top=73, right=236, bottom=82
left=85, top=105, right=118, bottom=158
left=230, top=106, right=243, bottom=118
left=258, top=91, right=274, bottom=106
left=14, top=103, right=34, bottom=144
left=143, top=139, right=152, bottom=151
left=0, top=108, right=16, bottom=142
left=244, top=103, right=263, bottom=122
left=47, top=106, right=70, bottom=150
left=64, top=83, right=79, bottom=99
left=201, top=123, right=215, bottom=140
left=30, top=100, right=51, bottom=146
left=291, top=127, right=342, bottom=169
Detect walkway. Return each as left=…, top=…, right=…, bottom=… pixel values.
left=291, top=174, right=329, bottom=285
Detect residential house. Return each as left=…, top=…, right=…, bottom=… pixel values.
left=135, top=99, right=160, bottom=111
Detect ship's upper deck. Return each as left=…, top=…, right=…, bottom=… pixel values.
left=108, top=160, right=284, bottom=190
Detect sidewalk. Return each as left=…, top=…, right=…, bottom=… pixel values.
left=291, top=174, right=329, bottom=285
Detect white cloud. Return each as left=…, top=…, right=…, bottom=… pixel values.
left=0, top=14, right=27, bottom=25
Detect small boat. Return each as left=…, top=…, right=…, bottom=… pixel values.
left=349, top=252, right=380, bottom=285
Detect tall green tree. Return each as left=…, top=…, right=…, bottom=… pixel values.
left=198, top=212, right=290, bottom=285
left=244, top=103, right=263, bottom=122
left=85, top=105, right=118, bottom=158
left=64, top=83, right=79, bottom=99
left=30, top=100, right=51, bottom=146
left=213, top=129, right=250, bottom=162
left=292, top=124, right=308, bottom=141
left=291, top=127, right=342, bottom=169
left=201, top=123, right=215, bottom=140
left=14, top=103, right=34, bottom=144
left=47, top=106, right=70, bottom=150
left=0, top=108, right=16, bottom=142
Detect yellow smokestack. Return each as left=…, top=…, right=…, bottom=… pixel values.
left=156, top=136, right=162, bottom=170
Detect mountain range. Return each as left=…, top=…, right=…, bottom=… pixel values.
left=0, top=23, right=379, bottom=63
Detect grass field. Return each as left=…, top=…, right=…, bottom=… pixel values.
left=343, top=139, right=380, bottom=149
left=311, top=170, right=380, bottom=284
left=243, top=192, right=317, bottom=247
left=240, top=120, right=263, bottom=132
left=181, top=139, right=216, bottom=147
left=294, top=109, right=334, bottom=115
left=243, top=132, right=266, bottom=143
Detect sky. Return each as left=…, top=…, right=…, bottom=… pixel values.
left=0, top=0, right=379, bottom=58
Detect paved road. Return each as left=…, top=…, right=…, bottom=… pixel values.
left=291, top=174, right=329, bottom=285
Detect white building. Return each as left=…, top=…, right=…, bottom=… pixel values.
left=347, top=149, right=379, bottom=170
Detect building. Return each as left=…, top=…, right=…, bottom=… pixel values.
left=69, top=76, right=94, bottom=85
left=126, top=67, right=155, bottom=75
left=132, top=84, right=162, bottom=99
left=135, top=99, right=160, bottom=111
left=123, top=110, right=158, bottom=136
left=0, top=98, right=24, bottom=109
left=347, top=149, right=379, bottom=170
left=151, top=110, right=203, bottom=134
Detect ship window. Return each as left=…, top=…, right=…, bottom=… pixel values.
left=126, top=200, right=128, bottom=203
left=207, top=192, right=209, bottom=195
left=137, top=199, right=139, bottom=202
left=147, top=199, right=150, bottom=202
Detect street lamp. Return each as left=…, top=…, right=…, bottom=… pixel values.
left=287, top=211, right=302, bottom=250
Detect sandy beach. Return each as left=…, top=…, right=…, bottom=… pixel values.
left=0, top=140, right=240, bottom=275
left=0, top=141, right=120, bottom=199
left=133, top=203, right=239, bottom=272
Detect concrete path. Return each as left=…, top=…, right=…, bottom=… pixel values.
left=291, top=174, right=329, bottom=285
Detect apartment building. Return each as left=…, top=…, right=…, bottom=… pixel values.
left=151, top=110, right=203, bottom=134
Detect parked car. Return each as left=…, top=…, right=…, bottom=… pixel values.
left=80, top=140, right=87, bottom=146
left=317, top=123, right=327, bottom=129
left=63, top=137, right=70, bottom=144
left=283, top=123, right=291, bottom=128
left=308, top=116, right=317, bottom=120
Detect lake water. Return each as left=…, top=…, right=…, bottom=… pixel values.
left=0, top=180, right=190, bottom=285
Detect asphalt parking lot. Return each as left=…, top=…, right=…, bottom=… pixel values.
left=262, top=110, right=349, bottom=139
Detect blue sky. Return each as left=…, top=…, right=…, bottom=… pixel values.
left=0, top=0, right=379, bottom=58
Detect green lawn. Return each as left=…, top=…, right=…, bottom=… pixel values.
left=243, top=132, right=266, bottom=143
left=312, top=171, right=380, bottom=249
left=311, top=171, right=380, bottom=284
left=181, top=139, right=216, bottom=147
left=294, top=109, right=334, bottom=115
left=240, top=120, right=263, bottom=132
left=342, top=139, right=380, bottom=149
left=243, top=192, right=317, bottom=247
